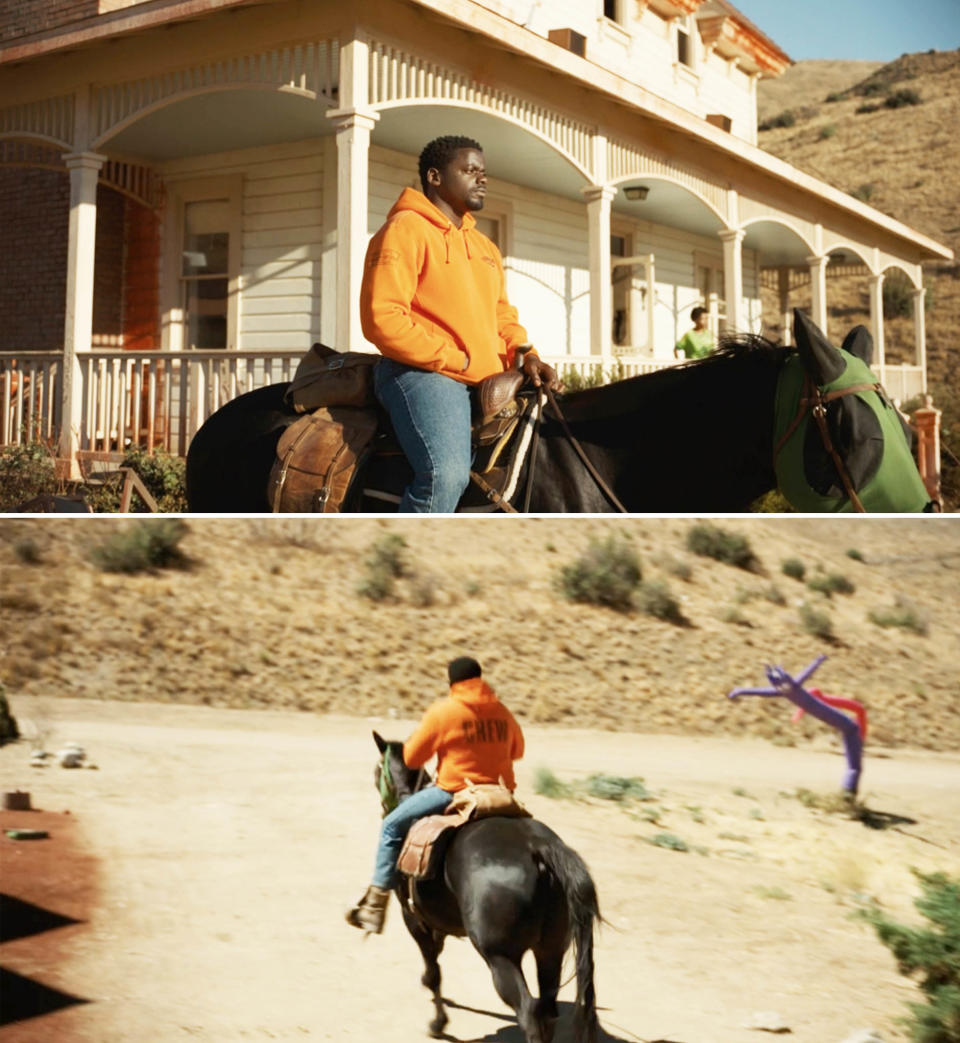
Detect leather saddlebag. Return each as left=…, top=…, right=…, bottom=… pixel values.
left=447, top=781, right=531, bottom=821
left=267, top=406, right=378, bottom=513
left=285, top=342, right=380, bottom=412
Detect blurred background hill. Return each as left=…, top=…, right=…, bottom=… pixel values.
left=757, top=48, right=960, bottom=505
left=2, top=516, right=957, bottom=752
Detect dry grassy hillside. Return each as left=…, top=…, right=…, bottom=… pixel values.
left=756, top=59, right=883, bottom=124
left=2, top=516, right=958, bottom=752
left=757, top=49, right=960, bottom=390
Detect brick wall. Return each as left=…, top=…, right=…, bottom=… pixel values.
left=0, top=167, right=68, bottom=351
left=0, top=1, right=99, bottom=44
left=123, top=197, right=161, bottom=350
left=0, top=168, right=161, bottom=352
left=93, top=184, right=124, bottom=345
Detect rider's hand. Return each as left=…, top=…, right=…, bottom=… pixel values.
left=521, top=351, right=563, bottom=393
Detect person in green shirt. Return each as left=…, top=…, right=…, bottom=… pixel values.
left=674, top=306, right=714, bottom=360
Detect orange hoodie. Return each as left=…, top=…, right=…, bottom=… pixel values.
left=402, top=676, right=524, bottom=792
left=360, top=188, right=530, bottom=384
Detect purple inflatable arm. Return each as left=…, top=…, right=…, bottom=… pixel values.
left=728, top=656, right=862, bottom=794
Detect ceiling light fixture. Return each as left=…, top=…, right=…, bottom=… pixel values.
left=623, top=185, right=649, bottom=201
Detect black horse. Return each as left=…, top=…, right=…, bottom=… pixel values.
left=371, top=732, right=600, bottom=1043
left=186, top=311, right=931, bottom=513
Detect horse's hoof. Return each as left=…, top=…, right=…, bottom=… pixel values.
left=428, top=1016, right=448, bottom=1038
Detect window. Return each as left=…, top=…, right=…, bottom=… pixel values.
left=162, top=176, right=241, bottom=353
left=677, top=28, right=691, bottom=67
left=604, top=0, right=617, bottom=20
left=181, top=200, right=230, bottom=350
left=474, top=215, right=502, bottom=250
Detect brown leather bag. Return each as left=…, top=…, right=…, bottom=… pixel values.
left=285, top=342, right=380, bottom=412
left=267, top=406, right=378, bottom=513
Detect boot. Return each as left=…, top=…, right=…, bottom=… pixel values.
left=345, top=885, right=390, bottom=934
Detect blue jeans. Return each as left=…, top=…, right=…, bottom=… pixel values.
left=373, top=359, right=472, bottom=513
left=372, top=785, right=454, bottom=889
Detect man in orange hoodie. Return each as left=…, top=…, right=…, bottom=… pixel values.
left=346, top=656, right=525, bottom=934
left=360, top=135, right=560, bottom=512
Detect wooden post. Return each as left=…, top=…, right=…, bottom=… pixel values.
left=912, top=395, right=942, bottom=508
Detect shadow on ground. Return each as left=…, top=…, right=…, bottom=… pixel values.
left=437, top=998, right=656, bottom=1042
left=0, top=966, right=89, bottom=1026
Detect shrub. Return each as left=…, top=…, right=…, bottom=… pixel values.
left=585, top=774, right=651, bottom=802
left=88, top=519, right=191, bottom=574
left=649, top=832, right=688, bottom=852
left=885, top=88, right=922, bottom=109
left=533, top=766, right=573, bottom=799
left=763, top=585, right=787, bottom=606
left=782, top=557, right=806, bottom=581
left=83, top=447, right=188, bottom=513
left=868, top=596, right=929, bottom=636
left=819, top=124, right=837, bottom=140
left=807, top=572, right=856, bottom=597
left=851, top=183, right=875, bottom=202
left=759, top=109, right=796, bottom=131
left=635, top=580, right=684, bottom=623
left=367, top=534, right=408, bottom=578
left=556, top=536, right=641, bottom=611
left=686, top=523, right=759, bottom=572
left=846, top=548, right=865, bottom=562
left=13, top=538, right=42, bottom=565
left=749, top=488, right=794, bottom=513
left=799, top=601, right=834, bottom=640
left=884, top=277, right=916, bottom=320
left=859, top=871, right=960, bottom=1043
left=0, top=442, right=61, bottom=510
left=0, top=683, right=19, bottom=746
left=855, top=102, right=881, bottom=114
left=558, top=359, right=628, bottom=391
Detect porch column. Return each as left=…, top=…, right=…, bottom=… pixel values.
left=326, top=33, right=379, bottom=352
left=719, top=228, right=745, bottom=333
left=778, top=268, right=792, bottom=345
left=583, top=185, right=616, bottom=359
left=867, top=272, right=886, bottom=380
left=806, top=254, right=828, bottom=331
left=61, top=151, right=106, bottom=475
left=913, top=286, right=927, bottom=392
left=326, top=109, right=379, bottom=351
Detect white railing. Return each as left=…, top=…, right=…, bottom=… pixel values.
left=880, top=364, right=924, bottom=406
left=0, top=349, right=925, bottom=463
left=1, top=350, right=301, bottom=457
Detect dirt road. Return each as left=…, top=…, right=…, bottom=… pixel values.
left=2, top=698, right=958, bottom=1042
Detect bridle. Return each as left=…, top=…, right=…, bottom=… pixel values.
left=378, top=747, right=429, bottom=817
left=773, top=373, right=883, bottom=514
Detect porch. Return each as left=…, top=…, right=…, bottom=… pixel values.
left=0, top=347, right=666, bottom=460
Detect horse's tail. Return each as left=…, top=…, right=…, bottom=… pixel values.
left=535, top=839, right=600, bottom=1043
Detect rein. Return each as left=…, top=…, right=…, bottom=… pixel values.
left=773, top=374, right=881, bottom=514
left=379, top=748, right=430, bottom=817
left=520, top=386, right=628, bottom=513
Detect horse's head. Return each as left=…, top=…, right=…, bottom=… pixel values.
left=773, top=309, right=933, bottom=513
left=373, top=730, right=428, bottom=816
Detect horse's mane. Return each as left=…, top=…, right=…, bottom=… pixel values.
left=556, top=334, right=788, bottom=422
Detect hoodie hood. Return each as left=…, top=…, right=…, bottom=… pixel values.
left=449, top=676, right=498, bottom=705
left=388, top=186, right=477, bottom=233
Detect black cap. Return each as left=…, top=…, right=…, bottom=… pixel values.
left=448, top=657, right=482, bottom=684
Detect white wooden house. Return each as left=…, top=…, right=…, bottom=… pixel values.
left=0, top=0, right=951, bottom=474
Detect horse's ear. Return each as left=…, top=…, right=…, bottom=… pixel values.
left=793, top=308, right=846, bottom=385
left=840, top=325, right=874, bottom=367
left=373, top=730, right=388, bottom=753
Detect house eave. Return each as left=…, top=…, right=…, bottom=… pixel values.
left=408, top=0, right=953, bottom=263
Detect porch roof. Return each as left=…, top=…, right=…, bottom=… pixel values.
left=0, top=0, right=952, bottom=265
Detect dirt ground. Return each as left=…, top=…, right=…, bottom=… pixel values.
left=2, top=697, right=959, bottom=1043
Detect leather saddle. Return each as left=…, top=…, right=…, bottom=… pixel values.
left=397, top=783, right=531, bottom=881
left=270, top=366, right=539, bottom=513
